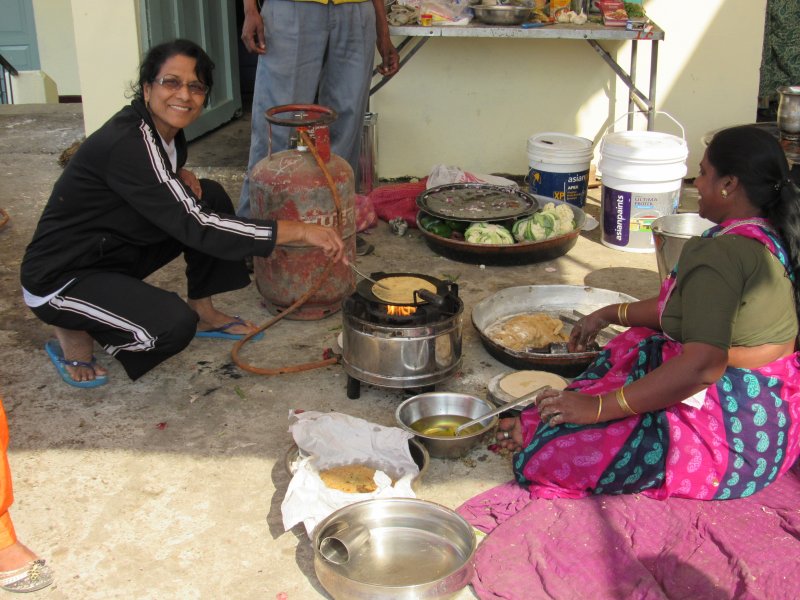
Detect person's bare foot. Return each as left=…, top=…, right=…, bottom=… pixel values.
left=495, top=416, right=524, bottom=452
left=189, top=298, right=260, bottom=336
left=0, top=542, right=38, bottom=572
left=54, top=327, right=107, bottom=383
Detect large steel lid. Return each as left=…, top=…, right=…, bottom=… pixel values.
left=417, top=182, right=538, bottom=222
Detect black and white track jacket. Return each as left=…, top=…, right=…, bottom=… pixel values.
left=21, top=99, right=276, bottom=296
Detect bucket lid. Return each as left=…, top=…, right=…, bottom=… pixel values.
left=601, top=131, right=688, bottom=164
left=527, top=132, right=594, bottom=159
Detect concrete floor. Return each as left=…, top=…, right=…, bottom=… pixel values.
left=0, top=104, right=673, bottom=599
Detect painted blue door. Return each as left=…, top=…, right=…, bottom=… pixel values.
left=0, top=0, right=40, bottom=71
left=140, top=0, right=241, bottom=141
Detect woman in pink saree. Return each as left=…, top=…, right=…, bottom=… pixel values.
left=496, top=125, right=800, bottom=501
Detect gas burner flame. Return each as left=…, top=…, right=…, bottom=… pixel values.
left=386, top=304, right=417, bottom=317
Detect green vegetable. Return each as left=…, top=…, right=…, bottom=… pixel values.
left=444, top=219, right=468, bottom=233
left=624, top=2, right=645, bottom=17
left=426, top=222, right=453, bottom=238
left=464, top=222, right=515, bottom=245
left=419, top=214, right=453, bottom=238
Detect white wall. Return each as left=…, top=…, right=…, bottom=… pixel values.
left=31, top=0, right=80, bottom=96
left=70, top=0, right=142, bottom=134
left=371, top=0, right=767, bottom=179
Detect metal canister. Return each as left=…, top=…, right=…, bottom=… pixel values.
left=250, top=105, right=356, bottom=320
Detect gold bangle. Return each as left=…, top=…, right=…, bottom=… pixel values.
left=616, top=387, right=637, bottom=416
left=594, top=394, right=603, bottom=424
left=617, top=302, right=630, bottom=327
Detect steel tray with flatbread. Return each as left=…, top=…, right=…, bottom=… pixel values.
left=472, top=285, right=637, bottom=377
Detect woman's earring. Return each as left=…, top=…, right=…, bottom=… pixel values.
left=721, top=189, right=728, bottom=198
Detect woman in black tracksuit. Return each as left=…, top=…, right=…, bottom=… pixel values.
left=20, top=39, right=345, bottom=385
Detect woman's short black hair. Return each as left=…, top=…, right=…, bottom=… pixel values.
left=133, top=38, right=215, bottom=106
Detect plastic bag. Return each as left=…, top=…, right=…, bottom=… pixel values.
left=420, top=0, right=471, bottom=23
left=281, top=411, right=418, bottom=536
left=426, top=164, right=518, bottom=189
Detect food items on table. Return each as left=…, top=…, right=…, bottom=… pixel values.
left=319, top=464, right=378, bottom=493
left=597, top=1, right=628, bottom=26
left=499, top=370, right=568, bottom=398
left=512, top=202, right=577, bottom=241
left=486, top=312, right=569, bottom=350
left=464, top=222, right=515, bottom=245
left=549, top=0, right=571, bottom=19
left=623, top=2, right=645, bottom=17
left=372, top=276, right=437, bottom=304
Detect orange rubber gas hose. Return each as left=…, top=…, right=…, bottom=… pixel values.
left=231, top=128, right=345, bottom=375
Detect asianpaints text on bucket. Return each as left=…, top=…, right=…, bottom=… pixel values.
left=527, top=133, right=594, bottom=207
left=598, top=120, right=688, bottom=253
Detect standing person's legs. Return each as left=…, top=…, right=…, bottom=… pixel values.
left=319, top=2, right=377, bottom=179
left=238, top=0, right=330, bottom=218
left=0, top=396, right=54, bottom=592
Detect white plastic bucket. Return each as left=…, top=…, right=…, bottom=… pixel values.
left=599, top=113, right=688, bottom=252
left=527, top=133, right=594, bottom=207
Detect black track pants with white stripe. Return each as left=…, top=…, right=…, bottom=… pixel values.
left=31, top=179, right=252, bottom=380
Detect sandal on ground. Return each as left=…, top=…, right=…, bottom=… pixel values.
left=195, top=316, right=264, bottom=341
left=0, top=559, right=54, bottom=593
left=356, top=235, right=374, bottom=256
left=44, top=339, right=108, bottom=389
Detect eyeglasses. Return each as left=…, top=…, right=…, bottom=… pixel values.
left=155, top=76, right=208, bottom=96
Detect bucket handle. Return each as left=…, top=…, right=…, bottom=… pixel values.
left=604, top=111, right=685, bottom=140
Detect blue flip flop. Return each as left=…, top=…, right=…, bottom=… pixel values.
left=195, top=317, right=265, bottom=341
left=44, top=339, right=108, bottom=388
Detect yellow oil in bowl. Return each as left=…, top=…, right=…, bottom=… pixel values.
left=409, top=415, right=485, bottom=438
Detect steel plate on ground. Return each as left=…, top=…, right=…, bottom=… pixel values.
left=417, top=182, right=538, bottom=221
left=416, top=198, right=585, bottom=265
left=472, top=285, right=638, bottom=377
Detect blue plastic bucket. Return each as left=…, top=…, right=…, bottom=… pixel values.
left=527, top=133, right=594, bottom=207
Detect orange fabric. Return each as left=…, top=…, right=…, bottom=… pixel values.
left=0, top=398, right=17, bottom=549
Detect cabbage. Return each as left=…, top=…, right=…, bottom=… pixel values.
left=512, top=217, right=547, bottom=242
left=513, top=202, right=577, bottom=241
left=464, top=222, right=515, bottom=245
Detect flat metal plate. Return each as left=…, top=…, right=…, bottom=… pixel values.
left=417, top=183, right=538, bottom=222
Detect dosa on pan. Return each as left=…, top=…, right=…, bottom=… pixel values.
left=372, top=276, right=437, bottom=304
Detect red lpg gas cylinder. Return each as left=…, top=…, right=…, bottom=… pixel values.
left=250, top=105, right=356, bottom=320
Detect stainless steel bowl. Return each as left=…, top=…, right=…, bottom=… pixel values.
left=284, top=438, right=430, bottom=492
left=472, top=5, right=532, bottom=25
left=313, top=498, right=476, bottom=599
left=395, top=392, right=497, bottom=458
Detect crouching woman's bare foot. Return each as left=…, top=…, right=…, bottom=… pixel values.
left=495, top=416, right=524, bottom=452
left=50, top=327, right=107, bottom=385
left=0, top=541, right=54, bottom=593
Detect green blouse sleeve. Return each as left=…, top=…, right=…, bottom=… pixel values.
left=665, top=238, right=743, bottom=349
